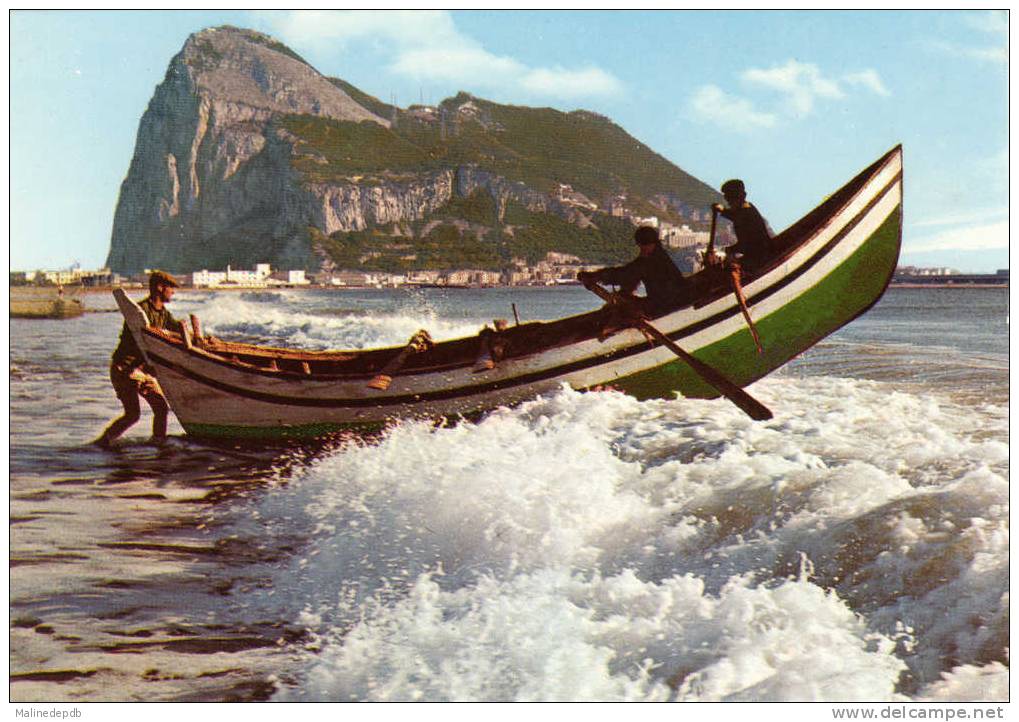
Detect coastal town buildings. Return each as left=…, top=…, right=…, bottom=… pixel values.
left=21, top=265, right=120, bottom=286
left=191, top=264, right=309, bottom=288
left=16, top=257, right=1007, bottom=292
left=894, top=265, right=961, bottom=276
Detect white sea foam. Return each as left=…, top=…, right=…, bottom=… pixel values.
left=917, top=661, right=1010, bottom=701
left=236, top=377, right=1008, bottom=702
left=186, top=293, right=485, bottom=349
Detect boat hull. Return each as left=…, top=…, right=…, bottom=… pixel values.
left=123, top=147, right=903, bottom=439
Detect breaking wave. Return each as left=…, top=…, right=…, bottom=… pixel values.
left=212, top=377, right=1007, bottom=701
left=181, top=292, right=487, bottom=350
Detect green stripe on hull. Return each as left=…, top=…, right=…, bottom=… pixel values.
left=614, top=206, right=901, bottom=401
left=183, top=419, right=391, bottom=440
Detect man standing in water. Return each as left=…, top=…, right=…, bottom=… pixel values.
left=713, top=179, right=775, bottom=269
left=94, top=270, right=181, bottom=448
left=577, top=225, right=690, bottom=317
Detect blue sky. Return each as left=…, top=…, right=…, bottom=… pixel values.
left=9, top=9, right=1009, bottom=272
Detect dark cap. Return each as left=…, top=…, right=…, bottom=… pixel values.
left=634, top=225, right=660, bottom=245
left=149, top=270, right=181, bottom=288
left=721, top=179, right=746, bottom=196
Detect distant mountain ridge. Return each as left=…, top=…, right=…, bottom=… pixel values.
left=105, top=25, right=723, bottom=275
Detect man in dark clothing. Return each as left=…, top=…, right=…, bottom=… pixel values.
left=713, top=179, right=774, bottom=269
left=577, top=225, right=689, bottom=317
left=94, top=270, right=182, bottom=448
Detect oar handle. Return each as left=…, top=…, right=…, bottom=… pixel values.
left=583, top=282, right=773, bottom=421
left=704, top=205, right=721, bottom=266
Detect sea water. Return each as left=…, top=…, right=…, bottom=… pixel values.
left=8, top=286, right=1008, bottom=702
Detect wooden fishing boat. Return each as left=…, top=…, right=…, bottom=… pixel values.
left=114, top=146, right=903, bottom=439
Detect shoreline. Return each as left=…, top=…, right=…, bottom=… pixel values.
left=13, top=281, right=1009, bottom=295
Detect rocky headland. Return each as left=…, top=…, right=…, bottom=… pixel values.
left=106, top=26, right=723, bottom=276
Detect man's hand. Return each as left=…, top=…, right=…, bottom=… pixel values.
left=702, top=248, right=721, bottom=267
left=712, top=203, right=725, bottom=213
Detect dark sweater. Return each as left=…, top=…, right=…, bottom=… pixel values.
left=111, top=297, right=178, bottom=369
left=593, top=244, right=689, bottom=316
left=720, top=203, right=774, bottom=268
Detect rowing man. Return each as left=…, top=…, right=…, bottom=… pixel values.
left=94, top=270, right=181, bottom=448
left=577, top=225, right=690, bottom=318
left=713, top=179, right=775, bottom=270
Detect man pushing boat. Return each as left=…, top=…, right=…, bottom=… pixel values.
left=94, top=270, right=181, bottom=448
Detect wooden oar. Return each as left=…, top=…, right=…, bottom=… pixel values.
left=708, top=203, right=762, bottom=353
left=728, top=264, right=763, bottom=355
left=584, top=282, right=773, bottom=421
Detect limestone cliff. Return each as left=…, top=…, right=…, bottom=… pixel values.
left=107, top=26, right=388, bottom=273
left=106, top=26, right=722, bottom=275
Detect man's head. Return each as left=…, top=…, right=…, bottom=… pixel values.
left=634, top=226, right=660, bottom=255
left=149, top=270, right=180, bottom=303
left=721, top=179, right=747, bottom=206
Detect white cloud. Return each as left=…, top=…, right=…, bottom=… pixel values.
left=688, top=85, right=778, bottom=133
left=691, top=60, right=890, bottom=133
left=912, top=207, right=1008, bottom=229
left=963, top=10, right=1007, bottom=36
left=392, top=46, right=523, bottom=85
left=264, top=10, right=459, bottom=50
left=843, top=69, right=891, bottom=97
left=931, top=11, right=1008, bottom=64
left=931, top=39, right=1008, bottom=64
left=261, top=10, right=622, bottom=100
left=742, top=60, right=844, bottom=116
left=520, top=66, right=622, bottom=99
left=908, top=218, right=1008, bottom=253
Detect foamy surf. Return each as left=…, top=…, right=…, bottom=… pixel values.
left=186, top=291, right=491, bottom=349
left=225, top=378, right=1010, bottom=702
left=9, top=286, right=1007, bottom=702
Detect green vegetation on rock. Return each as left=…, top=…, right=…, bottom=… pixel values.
left=285, top=91, right=719, bottom=270
left=283, top=91, right=717, bottom=207
left=501, top=203, right=636, bottom=265
left=282, top=116, right=433, bottom=179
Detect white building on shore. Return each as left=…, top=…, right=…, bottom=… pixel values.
left=660, top=223, right=710, bottom=250
left=192, top=263, right=308, bottom=288
left=24, top=264, right=119, bottom=286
